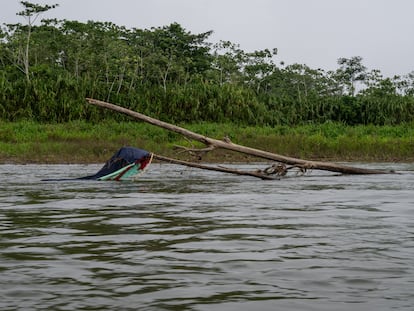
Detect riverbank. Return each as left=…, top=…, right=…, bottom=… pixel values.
left=1, top=121, right=413, bottom=164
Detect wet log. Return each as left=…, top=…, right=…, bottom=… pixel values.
left=153, top=154, right=277, bottom=180
left=86, top=98, right=393, bottom=175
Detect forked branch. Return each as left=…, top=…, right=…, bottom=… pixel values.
left=86, top=98, right=393, bottom=175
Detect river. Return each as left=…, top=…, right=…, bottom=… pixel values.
left=0, top=162, right=413, bottom=310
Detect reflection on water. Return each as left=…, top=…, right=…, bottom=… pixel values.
left=1, top=163, right=414, bottom=311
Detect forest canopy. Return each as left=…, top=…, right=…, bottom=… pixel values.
left=0, top=1, right=413, bottom=125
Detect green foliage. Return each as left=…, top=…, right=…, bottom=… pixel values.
left=0, top=2, right=413, bottom=125
left=1, top=120, right=413, bottom=163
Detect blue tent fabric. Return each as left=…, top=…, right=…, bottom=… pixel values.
left=80, top=146, right=151, bottom=180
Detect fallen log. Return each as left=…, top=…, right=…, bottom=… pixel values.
left=86, top=98, right=393, bottom=175
left=153, top=154, right=277, bottom=180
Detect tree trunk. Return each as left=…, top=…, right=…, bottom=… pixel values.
left=24, top=21, right=31, bottom=82
left=86, top=98, right=393, bottom=175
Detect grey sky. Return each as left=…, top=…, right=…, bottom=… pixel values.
left=2, top=0, right=414, bottom=77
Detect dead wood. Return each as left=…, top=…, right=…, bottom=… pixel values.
left=86, top=98, right=393, bottom=175
left=153, top=154, right=277, bottom=180
left=173, top=144, right=216, bottom=160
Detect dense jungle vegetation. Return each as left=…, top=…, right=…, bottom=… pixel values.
left=1, top=2, right=414, bottom=126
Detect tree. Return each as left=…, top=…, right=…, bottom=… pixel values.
left=211, top=40, right=245, bottom=86
left=16, top=1, right=58, bottom=82
left=243, top=48, right=277, bottom=93
left=146, top=23, right=213, bottom=92
left=395, top=71, right=414, bottom=96
left=335, top=56, right=367, bottom=96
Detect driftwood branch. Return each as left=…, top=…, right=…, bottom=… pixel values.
left=153, top=154, right=277, bottom=180
left=173, top=144, right=216, bottom=159
left=86, top=98, right=393, bottom=175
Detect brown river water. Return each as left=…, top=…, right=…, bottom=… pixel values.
left=0, top=163, right=413, bottom=311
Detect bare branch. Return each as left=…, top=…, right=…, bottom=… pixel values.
left=173, top=144, right=216, bottom=159
left=153, top=154, right=277, bottom=180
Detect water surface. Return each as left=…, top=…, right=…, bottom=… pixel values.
left=1, top=163, right=413, bottom=310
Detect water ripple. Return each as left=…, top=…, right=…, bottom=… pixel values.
left=0, top=163, right=413, bottom=310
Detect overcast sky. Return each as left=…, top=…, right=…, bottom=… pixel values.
left=2, top=0, right=414, bottom=77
